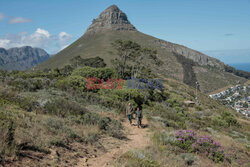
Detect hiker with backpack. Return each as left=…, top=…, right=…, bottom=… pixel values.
left=136, top=107, right=143, bottom=128
left=126, top=103, right=134, bottom=125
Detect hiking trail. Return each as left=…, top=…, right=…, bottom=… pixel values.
left=76, top=119, right=151, bottom=167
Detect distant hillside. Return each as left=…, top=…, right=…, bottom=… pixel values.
left=0, top=46, right=50, bottom=71
left=36, top=5, right=248, bottom=93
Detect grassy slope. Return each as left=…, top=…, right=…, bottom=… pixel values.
left=0, top=68, right=249, bottom=166
left=37, top=30, right=247, bottom=93
left=113, top=76, right=250, bottom=167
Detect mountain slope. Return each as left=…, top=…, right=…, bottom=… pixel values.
left=37, top=5, right=247, bottom=93
left=0, top=46, right=50, bottom=71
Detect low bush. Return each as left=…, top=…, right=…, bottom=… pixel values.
left=0, top=120, right=17, bottom=157
left=55, top=75, right=86, bottom=91
left=166, top=98, right=181, bottom=108
left=150, top=104, right=188, bottom=129
left=106, top=120, right=125, bottom=139
left=45, top=118, right=79, bottom=139
left=8, top=77, right=50, bottom=92
left=99, top=88, right=145, bottom=109
left=70, top=56, right=106, bottom=68
left=221, top=111, right=238, bottom=127
left=154, top=130, right=230, bottom=163
left=211, top=116, right=228, bottom=127
left=70, top=113, right=124, bottom=139
left=0, top=89, right=39, bottom=112
left=211, top=111, right=239, bottom=128
left=71, top=66, right=116, bottom=81
left=44, top=97, right=87, bottom=117
left=115, top=150, right=160, bottom=167
left=174, top=130, right=229, bottom=163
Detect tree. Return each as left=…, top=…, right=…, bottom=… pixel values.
left=111, top=40, right=141, bottom=78
left=131, top=48, right=160, bottom=78
left=111, top=40, right=161, bottom=79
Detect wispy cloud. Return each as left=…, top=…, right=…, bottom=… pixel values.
left=58, top=32, right=72, bottom=44
left=0, top=13, right=4, bottom=20
left=0, top=28, right=73, bottom=54
left=8, top=17, right=32, bottom=24
left=224, top=33, right=233, bottom=36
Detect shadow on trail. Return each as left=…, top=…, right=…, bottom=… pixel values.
left=130, top=123, right=148, bottom=129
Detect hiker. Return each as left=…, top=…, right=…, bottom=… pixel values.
left=136, top=107, right=143, bottom=128
left=126, top=103, right=134, bottom=125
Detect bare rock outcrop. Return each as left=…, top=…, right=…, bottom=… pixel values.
left=154, top=39, right=224, bottom=68
left=85, top=5, right=136, bottom=35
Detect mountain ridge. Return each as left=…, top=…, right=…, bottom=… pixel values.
left=0, top=46, right=50, bottom=71
left=36, top=5, right=248, bottom=93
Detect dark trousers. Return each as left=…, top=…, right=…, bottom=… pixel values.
left=127, top=114, right=132, bottom=124
left=137, top=117, right=142, bottom=127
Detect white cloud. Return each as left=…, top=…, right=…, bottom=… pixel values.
left=0, top=39, right=10, bottom=48
left=35, top=28, right=51, bottom=38
left=0, top=28, right=74, bottom=54
left=0, top=13, right=4, bottom=20
left=59, top=32, right=72, bottom=42
left=58, top=32, right=73, bottom=48
left=8, top=17, right=32, bottom=24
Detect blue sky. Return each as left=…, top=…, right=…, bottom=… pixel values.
left=0, top=0, right=250, bottom=63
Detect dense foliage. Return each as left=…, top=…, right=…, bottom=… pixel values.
left=111, top=40, right=161, bottom=79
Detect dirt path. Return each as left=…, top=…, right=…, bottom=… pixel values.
left=76, top=119, right=151, bottom=167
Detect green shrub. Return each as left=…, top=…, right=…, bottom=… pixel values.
left=149, top=90, right=166, bottom=102
left=106, top=120, right=125, bottom=139
left=68, top=75, right=86, bottom=91
left=221, top=111, right=238, bottom=127
left=55, top=75, right=86, bottom=91
left=44, top=98, right=87, bottom=117
left=70, top=56, right=106, bottom=68
left=166, top=98, right=181, bottom=107
left=116, top=150, right=160, bottom=167
left=0, top=119, right=17, bottom=157
left=69, top=113, right=124, bottom=139
left=54, top=78, right=70, bottom=91
left=71, top=66, right=115, bottom=80
left=180, top=153, right=195, bottom=166
left=99, top=88, right=145, bottom=108
left=211, top=111, right=239, bottom=128
left=8, top=77, right=49, bottom=92
left=49, top=137, right=69, bottom=149
left=195, top=105, right=202, bottom=111
left=0, top=89, right=39, bottom=112
left=152, top=132, right=177, bottom=146
left=211, top=116, right=228, bottom=127
left=45, top=118, right=78, bottom=139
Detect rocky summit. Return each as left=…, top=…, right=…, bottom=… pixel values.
left=85, top=5, right=136, bottom=34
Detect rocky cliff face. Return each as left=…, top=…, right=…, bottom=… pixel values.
left=0, top=46, right=50, bottom=71
left=85, top=5, right=136, bottom=35
left=154, top=39, right=224, bottom=68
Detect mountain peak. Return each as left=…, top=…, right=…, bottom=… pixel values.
left=105, top=4, right=120, bottom=11
left=85, top=5, right=136, bottom=34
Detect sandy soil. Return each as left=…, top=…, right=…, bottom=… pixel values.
left=76, top=118, right=150, bottom=167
